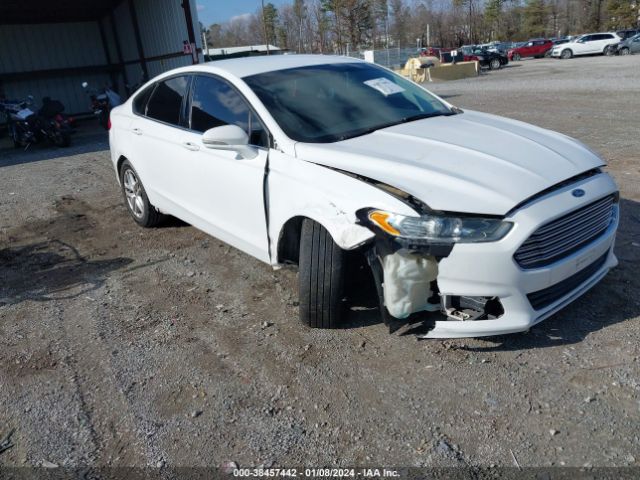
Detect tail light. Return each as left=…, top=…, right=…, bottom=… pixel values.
left=107, top=115, right=112, bottom=130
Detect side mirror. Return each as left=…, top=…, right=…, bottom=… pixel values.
left=202, top=125, right=258, bottom=159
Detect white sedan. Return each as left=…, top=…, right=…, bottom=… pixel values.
left=108, top=55, right=619, bottom=338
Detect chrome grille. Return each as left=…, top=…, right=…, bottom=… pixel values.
left=514, top=195, right=616, bottom=269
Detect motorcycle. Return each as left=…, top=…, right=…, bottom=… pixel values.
left=38, top=97, right=73, bottom=146
left=0, top=95, right=72, bottom=149
left=82, top=82, right=121, bottom=130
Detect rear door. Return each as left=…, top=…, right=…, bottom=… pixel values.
left=591, top=34, right=611, bottom=53
left=128, top=75, right=191, bottom=215
left=533, top=40, right=547, bottom=55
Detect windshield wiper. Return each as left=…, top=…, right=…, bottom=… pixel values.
left=397, top=111, right=449, bottom=124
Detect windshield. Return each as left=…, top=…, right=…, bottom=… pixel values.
left=243, top=62, right=453, bottom=143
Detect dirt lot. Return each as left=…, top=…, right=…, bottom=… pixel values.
left=1, top=55, right=639, bottom=471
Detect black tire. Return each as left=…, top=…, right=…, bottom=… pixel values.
left=53, top=132, right=71, bottom=147
left=119, top=160, right=165, bottom=227
left=512, top=53, right=521, bottom=61
left=99, top=110, right=109, bottom=130
left=489, top=58, right=501, bottom=70
left=10, top=127, right=20, bottom=148
left=561, top=49, right=572, bottom=59
left=620, top=47, right=630, bottom=56
left=298, top=219, right=346, bottom=329
left=604, top=45, right=614, bottom=56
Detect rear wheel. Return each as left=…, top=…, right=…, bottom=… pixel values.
left=98, top=110, right=109, bottom=130
left=119, top=160, right=165, bottom=227
left=619, top=47, right=630, bottom=56
left=53, top=131, right=71, bottom=147
left=512, top=53, right=521, bottom=61
left=298, top=219, right=346, bottom=329
left=489, top=58, right=501, bottom=70
left=560, top=49, right=572, bottom=59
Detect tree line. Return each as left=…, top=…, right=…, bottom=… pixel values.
left=204, top=0, right=640, bottom=53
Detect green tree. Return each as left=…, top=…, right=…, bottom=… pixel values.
left=522, top=0, right=549, bottom=37
left=606, top=0, right=639, bottom=29
left=261, top=2, right=279, bottom=46
left=484, top=0, right=504, bottom=39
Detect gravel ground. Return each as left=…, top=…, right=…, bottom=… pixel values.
left=1, top=55, right=639, bottom=471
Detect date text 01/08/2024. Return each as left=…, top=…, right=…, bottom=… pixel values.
left=232, top=468, right=400, bottom=478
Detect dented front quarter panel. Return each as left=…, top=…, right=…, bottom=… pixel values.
left=267, top=150, right=417, bottom=264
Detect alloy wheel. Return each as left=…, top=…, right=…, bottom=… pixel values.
left=123, top=169, right=145, bottom=219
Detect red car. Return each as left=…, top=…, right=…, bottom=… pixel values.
left=508, top=39, right=553, bottom=60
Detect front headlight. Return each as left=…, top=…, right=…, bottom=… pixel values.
left=366, top=209, right=513, bottom=243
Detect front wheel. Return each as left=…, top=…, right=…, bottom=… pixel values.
left=119, top=160, right=165, bottom=227
left=619, top=47, right=630, bottom=56
left=298, top=219, right=346, bottom=329
left=489, top=58, right=501, bottom=70
left=604, top=45, right=615, bottom=56
left=512, top=53, right=521, bottom=61
left=53, top=131, right=71, bottom=147
left=560, top=49, right=572, bottom=59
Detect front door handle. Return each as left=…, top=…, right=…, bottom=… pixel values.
left=132, top=128, right=143, bottom=135
left=182, top=141, right=200, bottom=151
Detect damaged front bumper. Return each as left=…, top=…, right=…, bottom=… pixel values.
left=364, top=173, right=619, bottom=338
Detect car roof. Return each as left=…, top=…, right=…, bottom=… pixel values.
left=579, top=32, right=618, bottom=36
left=200, top=54, right=360, bottom=78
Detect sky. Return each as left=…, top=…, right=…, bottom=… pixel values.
left=196, top=0, right=289, bottom=27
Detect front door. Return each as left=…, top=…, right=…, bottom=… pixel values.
left=176, top=74, right=271, bottom=262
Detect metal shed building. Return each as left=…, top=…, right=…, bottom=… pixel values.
left=0, top=0, right=203, bottom=116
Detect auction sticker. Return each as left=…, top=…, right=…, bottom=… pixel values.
left=363, top=78, right=405, bottom=96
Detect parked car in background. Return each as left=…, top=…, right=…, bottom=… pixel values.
left=615, top=32, right=640, bottom=55
left=460, top=46, right=508, bottom=70
left=617, top=29, right=640, bottom=40
left=550, top=32, right=621, bottom=59
left=484, top=42, right=512, bottom=55
left=508, top=39, right=553, bottom=60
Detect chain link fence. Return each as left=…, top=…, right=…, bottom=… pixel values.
left=345, top=47, right=419, bottom=70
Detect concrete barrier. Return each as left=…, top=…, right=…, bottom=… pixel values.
left=429, top=61, right=479, bottom=81
left=396, top=59, right=479, bottom=83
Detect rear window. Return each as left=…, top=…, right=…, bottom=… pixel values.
left=146, top=76, right=189, bottom=126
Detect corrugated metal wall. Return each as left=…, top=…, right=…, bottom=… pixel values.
left=0, top=22, right=111, bottom=113
left=0, top=0, right=202, bottom=116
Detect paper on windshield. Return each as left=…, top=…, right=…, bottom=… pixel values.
left=363, top=78, right=405, bottom=96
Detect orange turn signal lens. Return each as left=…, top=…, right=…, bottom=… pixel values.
left=368, top=210, right=400, bottom=236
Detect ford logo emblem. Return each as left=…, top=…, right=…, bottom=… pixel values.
left=572, top=189, right=585, bottom=198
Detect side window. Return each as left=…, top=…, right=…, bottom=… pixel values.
left=133, top=84, right=155, bottom=115
left=189, top=75, right=269, bottom=148
left=146, top=76, right=189, bottom=126
left=603, top=34, right=613, bottom=40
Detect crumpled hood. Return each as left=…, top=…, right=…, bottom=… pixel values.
left=295, top=110, right=604, bottom=215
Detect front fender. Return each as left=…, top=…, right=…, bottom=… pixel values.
left=267, top=151, right=417, bottom=264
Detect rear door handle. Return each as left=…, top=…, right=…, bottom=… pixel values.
left=132, top=128, right=143, bottom=135
left=182, top=141, right=200, bottom=151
